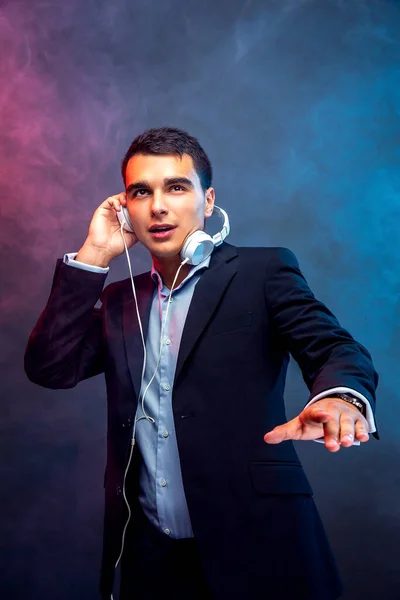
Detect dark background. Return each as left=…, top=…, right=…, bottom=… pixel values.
left=1, top=0, right=400, bottom=598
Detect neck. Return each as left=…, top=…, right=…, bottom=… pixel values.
left=152, top=254, right=191, bottom=290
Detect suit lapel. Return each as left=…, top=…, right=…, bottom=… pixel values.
left=122, top=272, right=155, bottom=399
left=174, top=243, right=238, bottom=384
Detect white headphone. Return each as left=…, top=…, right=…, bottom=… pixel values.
left=116, top=204, right=230, bottom=265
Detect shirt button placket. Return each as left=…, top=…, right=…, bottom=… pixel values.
left=158, top=288, right=173, bottom=539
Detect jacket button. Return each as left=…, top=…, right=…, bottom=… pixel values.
left=116, top=485, right=122, bottom=496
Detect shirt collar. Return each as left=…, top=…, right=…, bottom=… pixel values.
left=151, top=254, right=211, bottom=294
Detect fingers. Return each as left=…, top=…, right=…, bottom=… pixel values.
left=264, top=401, right=371, bottom=450
left=263, top=426, right=288, bottom=444
left=264, top=417, right=301, bottom=444
left=337, top=412, right=369, bottom=446
left=323, top=410, right=369, bottom=452
left=354, top=417, right=370, bottom=443
left=118, top=191, right=127, bottom=206
left=105, top=192, right=127, bottom=212
left=322, top=412, right=341, bottom=452
left=337, top=412, right=357, bottom=447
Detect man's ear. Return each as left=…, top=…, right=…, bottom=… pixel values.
left=204, top=187, right=215, bottom=218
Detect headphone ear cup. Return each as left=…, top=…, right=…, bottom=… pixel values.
left=117, top=206, right=135, bottom=233
left=181, top=231, right=215, bottom=265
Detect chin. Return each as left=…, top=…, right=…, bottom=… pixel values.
left=154, top=249, right=183, bottom=261
left=147, top=243, right=182, bottom=260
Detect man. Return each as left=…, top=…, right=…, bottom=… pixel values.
left=25, top=127, right=379, bottom=600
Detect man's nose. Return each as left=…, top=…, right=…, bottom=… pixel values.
left=151, top=192, right=168, bottom=217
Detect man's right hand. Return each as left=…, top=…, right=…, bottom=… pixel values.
left=76, top=192, right=138, bottom=268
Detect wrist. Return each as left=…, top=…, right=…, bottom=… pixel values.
left=76, top=243, right=113, bottom=268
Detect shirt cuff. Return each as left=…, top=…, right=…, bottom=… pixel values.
left=305, top=386, right=377, bottom=446
left=63, top=252, right=109, bottom=274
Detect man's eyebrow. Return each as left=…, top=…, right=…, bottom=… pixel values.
left=126, top=177, right=195, bottom=195
left=126, top=181, right=150, bottom=194
left=164, top=177, right=194, bottom=189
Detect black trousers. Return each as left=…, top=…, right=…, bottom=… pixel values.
left=119, top=505, right=214, bottom=600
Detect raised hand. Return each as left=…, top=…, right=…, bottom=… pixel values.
left=76, top=192, right=138, bottom=268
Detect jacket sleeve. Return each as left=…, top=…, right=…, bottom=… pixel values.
left=24, top=259, right=109, bottom=389
left=264, top=248, right=379, bottom=436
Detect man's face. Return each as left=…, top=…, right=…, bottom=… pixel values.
left=124, top=153, right=214, bottom=260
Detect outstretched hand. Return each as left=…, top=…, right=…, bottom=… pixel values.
left=264, top=398, right=370, bottom=452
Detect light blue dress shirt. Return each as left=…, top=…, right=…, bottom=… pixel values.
left=133, top=257, right=210, bottom=539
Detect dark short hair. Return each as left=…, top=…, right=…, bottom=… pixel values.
left=121, top=126, right=212, bottom=191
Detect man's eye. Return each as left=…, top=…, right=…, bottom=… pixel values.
left=171, top=185, right=184, bottom=191
left=134, top=189, right=149, bottom=197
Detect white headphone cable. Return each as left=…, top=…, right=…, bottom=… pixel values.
left=111, top=221, right=152, bottom=598
left=119, top=221, right=151, bottom=421
left=137, top=256, right=188, bottom=426
left=111, top=221, right=189, bottom=599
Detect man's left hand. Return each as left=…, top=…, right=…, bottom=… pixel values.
left=264, top=398, right=370, bottom=452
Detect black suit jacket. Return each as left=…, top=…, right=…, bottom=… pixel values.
left=25, top=243, right=379, bottom=600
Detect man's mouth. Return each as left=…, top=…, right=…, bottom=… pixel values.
left=148, top=224, right=177, bottom=239
left=149, top=224, right=176, bottom=232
